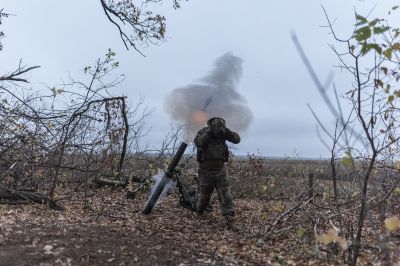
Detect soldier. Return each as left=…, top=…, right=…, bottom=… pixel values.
left=194, top=117, right=240, bottom=231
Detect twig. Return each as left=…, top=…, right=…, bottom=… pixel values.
left=0, top=65, right=40, bottom=83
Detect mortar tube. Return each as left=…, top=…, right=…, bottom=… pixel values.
left=142, top=142, right=188, bottom=214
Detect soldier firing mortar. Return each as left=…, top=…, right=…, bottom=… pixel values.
left=194, top=117, right=241, bottom=231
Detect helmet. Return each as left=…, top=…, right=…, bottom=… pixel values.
left=207, top=117, right=225, bottom=127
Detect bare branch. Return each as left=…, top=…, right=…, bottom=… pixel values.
left=0, top=64, right=40, bottom=83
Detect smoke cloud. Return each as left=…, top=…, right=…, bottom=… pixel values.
left=164, top=52, right=253, bottom=138
left=148, top=172, right=176, bottom=204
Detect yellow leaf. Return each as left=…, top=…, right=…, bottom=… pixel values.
left=341, top=151, right=354, bottom=167
left=337, top=238, right=348, bottom=250
left=260, top=212, right=268, bottom=220
left=317, top=228, right=348, bottom=250
left=385, top=216, right=400, bottom=232
left=272, top=202, right=285, bottom=212
left=317, top=229, right=338, bottom=245
left=395, top=161, right=400, bottom=170
left=394, top=188, right=400, bottom=194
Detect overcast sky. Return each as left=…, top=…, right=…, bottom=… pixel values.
left=1, top=0, right=399, bottom=157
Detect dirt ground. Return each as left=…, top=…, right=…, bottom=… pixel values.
left=1, top=185, right=399, bottom=266
left=0, top=188, right=268, bottom=266
left=0, top=223, right=207, bottom=266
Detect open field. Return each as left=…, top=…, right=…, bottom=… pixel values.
left=1, top=157, right=399, bottom=265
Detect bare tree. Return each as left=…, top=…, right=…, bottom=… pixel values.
left=99, top=0, right=186, bottom=55
left=0, top=50, right=151, bottom=207
left=293, top=5, right=400, bottom=265
left=0, top=1, right=191, bottom=207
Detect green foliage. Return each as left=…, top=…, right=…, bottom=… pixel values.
left=388, top=95, right=395, bottom=103
left=354, top=26, right=371, bottom=42
left=355, top=14, right=368, bottom=26
left=83, top=49, right=119, bottom=77
left=374, top=26, right=390, bottom=34
left=351, top=6, right=400, bottom=110
left=50, top=87, right=65, bottom=97
left=353, top=7, right=399, bottom=62
left=341, top=151, right=353, bottom=167
left=361, top=43, right=381, bottom=55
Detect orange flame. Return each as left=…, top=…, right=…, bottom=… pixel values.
left=191, top=111, right=207, bottom=126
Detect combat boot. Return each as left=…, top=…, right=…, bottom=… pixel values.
left=225, top=216, right=240, bottom=232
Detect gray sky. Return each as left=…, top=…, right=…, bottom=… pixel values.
left=1, top=0, right=399, bottom=157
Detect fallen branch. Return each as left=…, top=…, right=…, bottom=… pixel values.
left=94, top=176, right=142, bottom=187
left=0, top=186, right=63, bottom=211
left=263, top=196, right=315, bottom=240
left=95, top=178, right=127, bottom=187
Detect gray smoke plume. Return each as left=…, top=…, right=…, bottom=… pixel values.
left=147, top=172, right=176, bottom=204
left=164, top=52, right=253, bottom=136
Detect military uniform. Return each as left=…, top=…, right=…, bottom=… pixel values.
left=194, top=117, right=240, bottom=227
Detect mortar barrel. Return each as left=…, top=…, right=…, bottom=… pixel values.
left=142, top=142, right=188, bottom=214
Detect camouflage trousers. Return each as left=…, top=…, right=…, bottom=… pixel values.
left=196, top=166, right=235, bottom=217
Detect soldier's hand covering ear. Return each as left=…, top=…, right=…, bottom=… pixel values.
left=225, top=128, right=241, bottom=144
left=212, top=126, right=226, bottom=138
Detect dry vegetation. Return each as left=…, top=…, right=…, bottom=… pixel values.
left=1, top=152, right=399, bottom=265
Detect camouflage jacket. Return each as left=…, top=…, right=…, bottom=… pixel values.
left=194, top=127, right=240, bottom=162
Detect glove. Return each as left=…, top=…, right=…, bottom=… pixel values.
left=204, top=127, right=212, bottom=137
left=224, top=128, right=240, bottom=144
left=211, top=124, right=226, bottom=138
